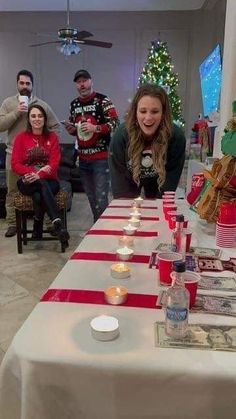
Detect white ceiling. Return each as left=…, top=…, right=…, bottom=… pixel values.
left=0, top=0, right=210, bottom=12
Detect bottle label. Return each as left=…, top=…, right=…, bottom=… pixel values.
left=166, top=307, right=188, bottom=322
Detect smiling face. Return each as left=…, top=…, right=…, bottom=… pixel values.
left=136, top=95, right=163, bottom=138
left=29, top=107, right=45, bottom=134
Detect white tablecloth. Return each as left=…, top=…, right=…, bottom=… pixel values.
left=0, top=199, right=236, bottom=419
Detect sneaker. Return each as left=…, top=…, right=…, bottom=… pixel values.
left=5, top=226, right=17, bottom=237
left=52, top=218, right=62, bottom=233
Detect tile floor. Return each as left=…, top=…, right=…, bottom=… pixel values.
left=0, top=193, right=93, bottom=364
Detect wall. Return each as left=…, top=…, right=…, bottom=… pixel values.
left=0, top=1, right=226, bottom=142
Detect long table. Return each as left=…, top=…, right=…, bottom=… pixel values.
left=1, top=199, right=236, bottom=419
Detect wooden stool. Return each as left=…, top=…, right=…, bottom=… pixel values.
left=14, top=189, right=68, bottom=254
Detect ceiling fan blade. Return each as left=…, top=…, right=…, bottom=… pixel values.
left=76, top=30, right=93, bottom=40
left=75, top=39, right=113, bottom=48
left=30, top=41, right=61, bottom=47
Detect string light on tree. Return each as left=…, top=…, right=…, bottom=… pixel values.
left=139, top=40, right=184, bottom=127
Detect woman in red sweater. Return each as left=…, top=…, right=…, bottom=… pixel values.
left=11, top=104, right=69, bottom=244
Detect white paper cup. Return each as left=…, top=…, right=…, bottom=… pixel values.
left=18, top=95, right=29, bottom=110
left=76, top=121, right=93, bottom=141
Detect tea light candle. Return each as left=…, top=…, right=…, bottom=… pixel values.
left=131, top=203, right=138, bottom=211
left=111, top=262, right=131, bottom=279
left=117, top=245, right=134, bottom=261
left=123, top=223, right=137, bottom=235
left=133, top=196, right=143, bottom=207
left=129, top=210, right=141, bottom=218
left=104, top=286, right=128, bottom=305
left=128, top=217, right=140, bottom=227
left=118, top=235, right=134, bottom=247
left=90, top=315, right=119, bottom=341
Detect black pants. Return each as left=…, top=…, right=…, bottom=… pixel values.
left=17, top=178, right=60, bottom=221
left=139, top=177, right=162, bottom=199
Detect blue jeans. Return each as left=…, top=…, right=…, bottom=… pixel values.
left=79, top=159, right=110, bottom=222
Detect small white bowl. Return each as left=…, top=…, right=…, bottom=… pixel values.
left=123, top=224, right=137, bottom=235
left=128, top=217, right=140, bottom=227
left=129, top=211, right=141, bottom=219
left=116, top=246, right=134, bottom=261
left=133, top=197, right=143, bottom=207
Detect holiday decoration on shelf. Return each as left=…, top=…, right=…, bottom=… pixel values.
left=139, top=40, right=184, bottom=127
left=190, top=100, right=236, bottom=223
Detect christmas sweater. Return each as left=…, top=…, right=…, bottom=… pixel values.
left=69, top=92, right=119, bottom=161
left=109, top=122, right=186, bottom=198
left=0, top=94, right=60, bottom=155
left=11, top=131, right=60, bottom=180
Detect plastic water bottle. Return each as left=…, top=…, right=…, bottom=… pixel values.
left=165, top=261, right=190, bottom=339
left=171, top=214, right=187, bottom=260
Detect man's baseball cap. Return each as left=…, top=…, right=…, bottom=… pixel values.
left=73, top=69, right=91, bottom=82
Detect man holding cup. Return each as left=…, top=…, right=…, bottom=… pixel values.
left=64, top=69, right=119, bottom=222
left=0, top=69, right=60, bottom=237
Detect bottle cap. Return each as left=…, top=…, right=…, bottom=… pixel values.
left=173, top=260, right=186, bottom=272
left=176, top=214, right=184, bottom=222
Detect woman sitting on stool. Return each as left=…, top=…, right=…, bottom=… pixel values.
left=11, top=104, right=69, bottom=246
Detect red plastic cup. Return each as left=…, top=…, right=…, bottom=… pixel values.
left=163, top=191, right=175, bottom=196
left=216, top=222, right=236, bottom=247
left=162, top=198, right=175, bottom=207
left=167, top=210, right=182, bottom=225
left=171, top=271, right=200, bottom=308
left=157, top=252, right=182, bottom=285
left=163, top=204, right=177, bottom=219
left=183, top=228, right=192, bottom=252
left=184, top=271, right=200, bottom=308
left=218, top=202, right=236, bottom=224
left=169, top=216, right=177, bottom=230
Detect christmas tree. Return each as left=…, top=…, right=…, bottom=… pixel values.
left=139, top=40, right=185, bottom=127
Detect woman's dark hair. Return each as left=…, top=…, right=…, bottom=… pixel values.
left=26, top=104, right=49, bottom=136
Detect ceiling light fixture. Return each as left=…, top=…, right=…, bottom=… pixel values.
left=57, top=39, right=81, bottom=56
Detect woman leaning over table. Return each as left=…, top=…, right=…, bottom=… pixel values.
left=109, top=84, right=186, bottom=199
left=11, top=104, right=69, bottom=245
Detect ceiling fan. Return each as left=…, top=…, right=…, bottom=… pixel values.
left=30, top=0, right=112, bottom=56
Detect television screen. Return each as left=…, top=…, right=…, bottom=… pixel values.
left=199, top=44, right=222, bottom=117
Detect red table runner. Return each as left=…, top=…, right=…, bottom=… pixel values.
left=87, top=229, right=158, bottom=237
left=70, top=251, right=150, bottom=264
left=100, top=215, right=159, bottom=221
left=108, top=205, right=157, bottom=209
left=41, top=288, right=160, bottom=309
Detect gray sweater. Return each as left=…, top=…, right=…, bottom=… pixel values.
left=0, top=94, right=60, bottom=155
